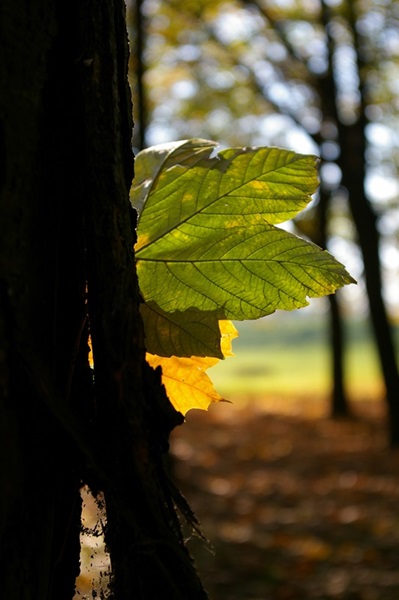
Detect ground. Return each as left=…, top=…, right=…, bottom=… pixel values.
left=171, top=397, right=399, bottom=600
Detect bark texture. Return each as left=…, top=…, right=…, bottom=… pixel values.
left=0, top=1, right=207, bottom=598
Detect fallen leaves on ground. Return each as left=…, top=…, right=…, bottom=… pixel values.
left=170, top=399, right=399, bottom=600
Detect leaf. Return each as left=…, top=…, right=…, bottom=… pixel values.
left=146, top=320, right=237, bottom=414
left=146, top=353, right=223, bottom=415
left=219, top=319, right=237, bottom=357
left=132, top=139, right=219, bottom=215
left=141, top=299, right=238, bottom=359
left=133, top=141, right=355, bottom=321
left=140, top=302, right=224, bottom=358
left=132, top=141, right=319, bottom=242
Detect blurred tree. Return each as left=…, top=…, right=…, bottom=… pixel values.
left=0, top=0, right=207, bottom=598
left=128, top=0, right=399, bottom=442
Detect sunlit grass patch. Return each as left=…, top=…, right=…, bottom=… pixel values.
left=208, top=312, right=395, bottom=407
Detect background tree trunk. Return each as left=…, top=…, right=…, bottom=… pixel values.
left=338, top=0, right=399, bottom=444
left=320, top=0, right=399, bottom=441
left=339, top=116, right=399, bottom=445
left=0, top=1, right=208, bottom=598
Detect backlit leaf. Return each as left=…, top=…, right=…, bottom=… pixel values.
left=145, top=320, right=237, bottom=413
left=219, top=319, right=238, bottom=357
left=141, top=303, right=238, bottom=359
left=140, top=302, right=223, bottom=358
left=132, top=139, right=219, bottom=215
left=133, top=141, right=354, bottom=321
left=146, top=353, right=223, bottom=415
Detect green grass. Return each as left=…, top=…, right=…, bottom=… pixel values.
left=209, top=310, right=397, bottom=401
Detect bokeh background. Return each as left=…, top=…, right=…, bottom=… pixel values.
left=77, top=1, right=399, bottom=598
left=127, top=0, right=399, bottom=428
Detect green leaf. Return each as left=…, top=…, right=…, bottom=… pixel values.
left=132, top=141, right=320, bottom=242
left=133, top=141, right=355, bottom=321
left=132, top=139, right=218, bottom=215
left=140, top=302, right=224, bottom=358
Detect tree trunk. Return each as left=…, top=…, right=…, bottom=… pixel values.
left=0, top=2, right=83, bottom=597
left=0, top=1, right=208, bottom=598
left=339, top=118, right=399, bottom=444
left=317, top=1, right=351, bottom=419
left=130, top=0, right=148, bottom=150
left=321, top=0, right=399, bottom=441
left=328, top=293, right=349, bottom=417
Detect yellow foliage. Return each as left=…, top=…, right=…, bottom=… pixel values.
left=146, top=320, right=238, bottom=415
left=219, top=319, right=237, bottom=357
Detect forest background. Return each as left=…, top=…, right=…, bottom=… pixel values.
left=127, top=0, right=399, bottom=440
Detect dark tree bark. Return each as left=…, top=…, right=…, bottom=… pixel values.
left=0, top=1, right=208, bottom=598
left=336, top=3, right=399, bottom=444
left=313, top=0, right=399, bottom=434
left=339, top=115, right=399, bottom=443
left=315, top=2, right=351, bottom=418
left=328, top=292, right=348, bottom=417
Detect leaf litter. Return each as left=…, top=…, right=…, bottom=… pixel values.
left=170, top=398, right=399, bottom=600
